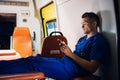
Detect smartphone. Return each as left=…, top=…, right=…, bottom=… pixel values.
left=57, top=39, right=64, bottom=46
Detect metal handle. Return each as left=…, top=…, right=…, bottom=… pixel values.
left=49, top=31, right=63, bottom=36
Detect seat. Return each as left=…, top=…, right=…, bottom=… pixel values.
left=41, top=31, right=68, bottom=58
left=0, top=72, right=45, bottom=80
left=12, top=27, right=32, bottom=58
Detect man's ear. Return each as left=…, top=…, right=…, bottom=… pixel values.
left=92, top=21, right=97, bottom=27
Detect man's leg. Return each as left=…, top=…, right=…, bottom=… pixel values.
left=28, top=56, right=75, bottom=80
left=0, top=58, right=34, bottom=74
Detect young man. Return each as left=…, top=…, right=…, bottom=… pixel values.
left=0, top=12, right=109, bottom=80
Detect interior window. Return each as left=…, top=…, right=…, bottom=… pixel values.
left=46, top=20, right=58, bottom=36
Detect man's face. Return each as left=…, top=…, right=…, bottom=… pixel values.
left=81, top=17, right=95, bottom=34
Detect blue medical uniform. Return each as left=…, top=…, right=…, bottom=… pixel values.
left=0, top=33, right=109, bottom=80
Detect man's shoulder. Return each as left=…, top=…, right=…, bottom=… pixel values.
left=94, top=33, right=107, bottom=41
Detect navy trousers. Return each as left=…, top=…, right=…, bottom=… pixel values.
left=0, top=56, right=77, bottom=80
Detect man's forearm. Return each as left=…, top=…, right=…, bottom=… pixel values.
left=68, top=52, right=100, bottom=73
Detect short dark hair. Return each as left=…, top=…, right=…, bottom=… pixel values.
left=82, top=12, right=100, bottom=27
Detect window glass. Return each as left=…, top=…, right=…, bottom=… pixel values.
left=46, top=20, right=58, bottom=36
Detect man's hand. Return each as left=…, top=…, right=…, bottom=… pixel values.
left=58, top=39, right=73, bottom=57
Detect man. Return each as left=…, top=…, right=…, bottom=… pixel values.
left=0, top=12, right=109, bottom=80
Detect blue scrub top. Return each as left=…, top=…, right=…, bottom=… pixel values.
left=73, top=33, right=109, bottom=63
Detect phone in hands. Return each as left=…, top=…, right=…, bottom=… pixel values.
left=57, top=39, right=65, bottom=46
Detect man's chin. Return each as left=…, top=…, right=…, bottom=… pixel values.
left=84, top=32, right=90, bottom=34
